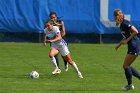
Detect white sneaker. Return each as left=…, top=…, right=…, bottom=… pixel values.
left=122, top=84, right=134, bottom=91
left=64, top=64, right=69, bottom=72
left=52, top=69, right=61, bottom=74
left=77, top=71, right=83, bottom=78
left=56, top=69, right=61, bottom=74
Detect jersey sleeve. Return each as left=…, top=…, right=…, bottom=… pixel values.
left=54, top=26, right=60, bottom=34
left=124, top=20, right=132, bottom=30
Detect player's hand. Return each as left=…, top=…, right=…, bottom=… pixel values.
left=43, top=42, right=46, bottom=47
left=115, top=45, right=119, bottom=51
left=115, top=43, right=121, bottom=51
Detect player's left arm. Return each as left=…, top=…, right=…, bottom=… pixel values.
left=54, top=21, right=66, bottom=37
left=60, top=21, right=66, bottom=37
left=43, top=30, right=47, bottom=46
left=121, top=26, right=139, bottom=44
left=115, top=38, right=125, bottom=51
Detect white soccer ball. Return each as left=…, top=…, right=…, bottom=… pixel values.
left=29, top=71, right=39, bottom=79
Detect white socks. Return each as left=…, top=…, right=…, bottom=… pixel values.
left=51, top=58, right=79, bottom=73
left=51, top=57, right=58, bottom=69
left=72, top=62, right=79, bottom=72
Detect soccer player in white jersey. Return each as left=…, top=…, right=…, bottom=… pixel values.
left=43, top=20, right=83, bottom=78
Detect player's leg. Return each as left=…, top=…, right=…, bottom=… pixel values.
left=58, top=44, right=83, bottom=78
left=130, top=66, right=140, bottom=79
left=122, top=54, right=137, bottom=90
left=49, top=48, right=61, bottom=74
left=62, top=56, right=68, bottom=71
left=62, top=39, right=69, bottom=71
left=62, top=54, right=83, bottom=78
left=54, top=54, right=60, bottom=68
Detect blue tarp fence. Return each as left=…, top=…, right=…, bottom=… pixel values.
left=0, top=0, right=140, bottom=34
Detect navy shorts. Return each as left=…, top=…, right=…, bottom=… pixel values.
left=127, top=40, right=140, bottom=55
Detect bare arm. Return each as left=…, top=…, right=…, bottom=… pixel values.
left=126, top=26, right=138, bottom=41
left=54, top=21, right=66, bottom=37
left=60, top=21, right=66, bottom=37
left=120, top=26, right=139, bottom=44
left=115, top=26, right=139, bottom=51
left=43, top=33, right=47, bottom=46
left=115, top=38, right=126, bottom=51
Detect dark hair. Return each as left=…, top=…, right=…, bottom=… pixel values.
left=49, top=12, right=57, bottom=17
left=49, top=12, right=63, bottom=20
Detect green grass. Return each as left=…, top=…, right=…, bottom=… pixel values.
left=0, top=43, right=140, bottom=93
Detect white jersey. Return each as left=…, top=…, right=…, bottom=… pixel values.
left=44, top=26, right=60, bottom=42
left=44, top=26, right=69, bottom=56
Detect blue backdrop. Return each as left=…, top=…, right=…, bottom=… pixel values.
left=0, top=0, right=139, bottom=34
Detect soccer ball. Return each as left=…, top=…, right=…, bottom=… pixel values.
left=29, top=71, right=39, bottom=79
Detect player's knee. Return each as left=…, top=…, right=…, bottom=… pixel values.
left=49, top=53, right=54, bottom=58
left=123, top=64, right=129, bottom=69
left=67, top=59, right=73, bottom=65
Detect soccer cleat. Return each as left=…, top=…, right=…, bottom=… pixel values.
left=77, top=71, right=83, bottom=78
left=121, top=84, right=134, bottom=91
left=56, top=69, right=61, bottom=74
left=64, top=64, right=69, bottom=72
left=52, top=68, right=61, bottom=74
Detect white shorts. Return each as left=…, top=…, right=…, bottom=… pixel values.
left=51, top=41, right=69, bottom=56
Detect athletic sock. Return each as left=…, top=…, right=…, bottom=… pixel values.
left=125, top=67, right=132, bottom=85
left=72, top=62, right=79, bottom=72
left=130, top=66, right=140, bottom=79
left=54, top=55, right=59, bottom=68
left=51, top=57, right=58, bottom=69
left=63, top=58, right=67, bottom=67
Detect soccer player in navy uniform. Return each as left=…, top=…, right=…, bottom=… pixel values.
left=49, top=12, right=68, bottom=71
left=114, top=9, right=140, bottom=91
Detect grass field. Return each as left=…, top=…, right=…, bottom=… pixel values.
left=0, top=43, right=140, bottom=93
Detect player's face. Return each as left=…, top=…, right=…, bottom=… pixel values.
left=114, top=15, right=119, bottom=23
left=114, top=15, right=121, bottom=26
left=46, top=23, right=53, bottom=30
left=50, top=14, right=57, bottom=22
left=113, top=10, right=124, bottom=26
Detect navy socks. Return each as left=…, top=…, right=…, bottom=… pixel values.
left=125, top=66, right=140, bottom=85
left=63, top=58, right=67, bottom=66
left=125, top=67, right=132, bottom=85
left=130, top=66, right=140, bottom=79
left=54, top=55, right=59, bottom=68
left=55, top=55, right=68, bottom=68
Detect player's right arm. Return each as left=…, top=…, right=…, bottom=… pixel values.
left=43, top=30, right=47, bottom=46
left=115, top=38, right=126, bottom=51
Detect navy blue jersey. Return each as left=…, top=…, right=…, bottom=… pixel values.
left=120, top=19, right=140, bottom=55
left=120, top=19, right=140, bottom=41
